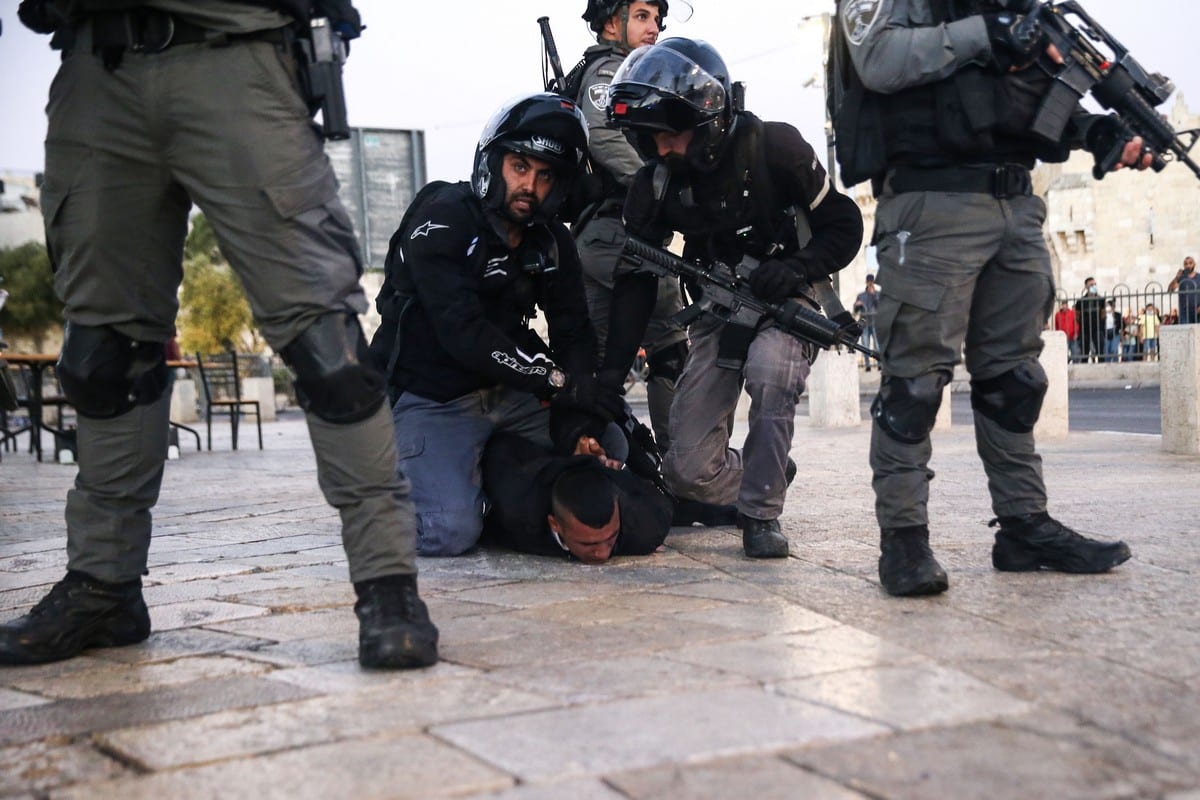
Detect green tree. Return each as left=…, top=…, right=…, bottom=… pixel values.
left=177, top=215, right=261, bottom=355
left=0, top=241, right=63, bottom=352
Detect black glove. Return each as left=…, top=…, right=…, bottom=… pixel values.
left=1085, top=115, right=1140, bottom=178
left=748, top=259, right=804, bottom=304
left=831, top=310, right=864, bottom=342
left=555, top=369, right=625, bottom=422
left=983, top=12, right=1047, bottom=72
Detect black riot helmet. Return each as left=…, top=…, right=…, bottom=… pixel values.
left=472, top=92, right=589, bottom=225
left=606, top=37, right=735, bottom=171
left=583, top=0, right=669, bottom=34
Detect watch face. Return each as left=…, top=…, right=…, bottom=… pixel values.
left=549, top=368, right=567, bottom=389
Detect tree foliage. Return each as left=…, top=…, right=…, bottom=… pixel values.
left=177, top=215, right=261, bottom=356
left=0, top=241, right=63, bottom=352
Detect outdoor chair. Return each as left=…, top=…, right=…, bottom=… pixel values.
left=196, top=351, right=262, bottom=451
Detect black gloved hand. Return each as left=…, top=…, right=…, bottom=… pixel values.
left=1084, top=115, right=1140, bottom=178
left=555, top=369, right=625, bottom=422
left=831, top=310, right=864, bottom=342
left=983, top=12, right=1047, bottom=72
left=748, top=259, right=804, bottom=304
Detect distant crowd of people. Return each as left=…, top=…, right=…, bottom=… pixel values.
left=1050, top=257, right=1198, bottom=363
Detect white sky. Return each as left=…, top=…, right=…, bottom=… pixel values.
left=1, top=0, right=1198, bottom=184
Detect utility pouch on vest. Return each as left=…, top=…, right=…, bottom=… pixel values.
left=827, top=9, right=887, bottom=188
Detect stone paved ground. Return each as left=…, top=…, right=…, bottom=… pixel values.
left=1, top=408, right=1199, bottom=799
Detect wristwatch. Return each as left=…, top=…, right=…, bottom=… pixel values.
left=547, top=367, right=567, bottom=395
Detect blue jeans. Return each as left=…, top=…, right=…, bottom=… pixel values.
left=393, top=388, right=551, bottom=557
left=1104, top=333, right=1120, bottom=362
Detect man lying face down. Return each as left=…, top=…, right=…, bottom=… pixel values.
left=481, top=431, right=673, bottom=564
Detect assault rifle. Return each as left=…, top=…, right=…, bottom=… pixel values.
left=620, top=236, right=880, bottom=362
left=1016, top=0, right=1200, bottom=181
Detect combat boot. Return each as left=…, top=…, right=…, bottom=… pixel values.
left=737, top=514, right=789, bottom=558
left=879, top=525, right=949, bottom=597
left=0, top=571, right=150, bottom=666
left=991, top=513, right=1131, bottom=573
left=354, top=574, right=439, bottom=669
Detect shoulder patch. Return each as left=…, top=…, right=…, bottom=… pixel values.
left=588, top=82, right=611, bottom=112
left=596, top=67, right=617, bottom=78
left=843, top=0, right=884, bottom=47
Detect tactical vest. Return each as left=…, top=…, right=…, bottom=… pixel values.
left=660, top=113, right=799, bottom=267
left=829, top=0, right=1071, bottom=186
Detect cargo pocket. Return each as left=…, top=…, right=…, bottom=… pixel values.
left=263, top=163, right=363, bottom=276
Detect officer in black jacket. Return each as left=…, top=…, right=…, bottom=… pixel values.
left=374, top=93, right=623, bottom=558
left=602, top=39, right=864, bottom=559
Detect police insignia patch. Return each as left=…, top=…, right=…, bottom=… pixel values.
left=589, top=83, right=610, bottom=112
left=843, top=0, right=883, bottom=46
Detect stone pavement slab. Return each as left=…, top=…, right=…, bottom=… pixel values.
left=1, top=409, right=1198, bottom=797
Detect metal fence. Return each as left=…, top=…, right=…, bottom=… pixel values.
left=1050, top=282, right=1199, bottom=363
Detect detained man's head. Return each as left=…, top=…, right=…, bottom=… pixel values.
left=548, top=465, right=621, bottom=564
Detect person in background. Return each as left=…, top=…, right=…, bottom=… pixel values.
left=853, top=274, right=881, bottom=371
left=1052, top=300, right=1079, bottom=362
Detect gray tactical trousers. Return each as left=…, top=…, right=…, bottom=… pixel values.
left=47, top=27, right=417, bottom=583
left=869, top=189, right=1055, bottom=530
left=663, top=315, right=812, bottom=520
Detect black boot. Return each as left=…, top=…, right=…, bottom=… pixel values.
left=879, top=526, right=949, bottom=597
left=0, top=571, right=150, bottom=666
left=672, top=498, right=738, bottom=527
left=991, top=513, right=1131, bottom=573
left=737, top=514, right=789, bottom=558
left=354, top=574, right=439, bottom=669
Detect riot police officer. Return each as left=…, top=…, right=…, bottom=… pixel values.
left=830, top=0, right=1145, bottom=596
left=373, top=93, right=623, bottom=558
left=571, top=0, right=689, bottom=451
left=1, top=0, right=438, bottom=669
left=602, top=38, right=864, bottom=558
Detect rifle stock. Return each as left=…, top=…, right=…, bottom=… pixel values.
left=621, top=236, right=879, bottom=360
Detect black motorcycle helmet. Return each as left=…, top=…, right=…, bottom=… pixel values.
left=472, top=92, right=589, bottom=225
left=582, top=0, right=669, bottom=34
left=606, top=37, right=735, bottom=171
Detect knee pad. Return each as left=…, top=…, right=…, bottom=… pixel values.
left=58, top=323, right=168, bottom=419
left=871, top=373, right=947, bottom=444
left=646, top=340, right=687, bottom=384
left=281, top=313, right=386, bottom=424
left=971, top=362, right=1047, bottom=433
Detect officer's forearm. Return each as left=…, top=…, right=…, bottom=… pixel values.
left=600, top=272, right=658, bottom=378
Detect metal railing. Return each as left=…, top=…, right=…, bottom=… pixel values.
left=1051, top=282, right=1199, bottom=363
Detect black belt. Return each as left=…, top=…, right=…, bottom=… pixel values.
left=77, top=10, right=287, bottom=67
left=887, top=164, right=1033, bottom=199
